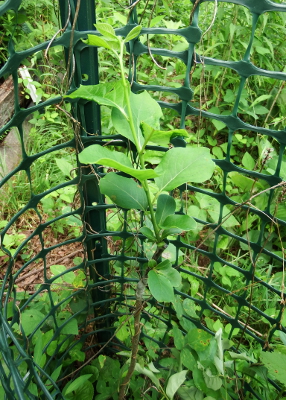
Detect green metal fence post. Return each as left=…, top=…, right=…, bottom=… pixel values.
left=59, top=0, right=111, bottom=342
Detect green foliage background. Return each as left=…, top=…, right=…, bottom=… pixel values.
left=0, top=0, right=286, bottom=399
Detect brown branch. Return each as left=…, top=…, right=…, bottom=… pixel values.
left=118, top=280, right=145, bottom=400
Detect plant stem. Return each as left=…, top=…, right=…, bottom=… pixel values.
left=116, top=44, right=165, bottom=398
left=117, top=44, right=161, bottom=241
left=118, top=279, right=145, bottom=400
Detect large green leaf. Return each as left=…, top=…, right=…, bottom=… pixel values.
left=112, top=91, right=162, bottom=149
left=100, top=173, right=148, bottom=210
left=148, top=270, right=174, bottom=302
left=79, top=144, right=157, bottom=180
left=154, top=147, right=215, bottom=192
left=155, top=194, right=176, bottom=226
left=112, top=106, right=142, bottom=146
left=66, top=81, right=114, bottom=100
left=131, top=91, right=162, bottom=130
left=166, top=370, right=188, bottom=400
left=260, top=351, right=286, bottom=385
left=161, top=214, right=197, bottom=232
left=66, top=80, right=127, bottom=116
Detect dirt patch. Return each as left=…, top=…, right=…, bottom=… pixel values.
left=0, top=214, right=85, bottom=292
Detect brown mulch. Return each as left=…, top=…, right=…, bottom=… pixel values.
left=0, top=220, right=84, bottom=292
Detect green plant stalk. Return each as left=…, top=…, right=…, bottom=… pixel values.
left=116, top=42, right=164, bottom=399
left=117, top=42, right=161, bottom=242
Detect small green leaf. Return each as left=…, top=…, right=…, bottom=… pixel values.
left=50, top=264, right=66, bottom=277
left=139, top=226, right=156, bottom=241
left=59, top=316, right=79, bottom=335
left=100, top=173, right=148, bottom=210
left=155, top=194, right=176, bottom=227
left=141, top=122, right=189, bottom=147
left=177, top=386, right=204, bottom=400
left=183, top=298, right=198, bottom=319
left=181, top=347, right=197, bottom=370
left=249, top=94, right=272, bottom=108
left=124, top=25, right=142, bottom=42
left=79, top=144, right=157, bottom=180
left=279, top=331, right=286, bottom=346
left=242, top=151, right=255, bottom=170
left=148, top=270, right=174, bottom=302
left=211, top=119, right=226, bottom=131
left=135, top=364, right=161, bottom=389
left=166, top=370, right=188, bottom=400
left=260, top=351, right=286, bottom=385
left=155, top=259, right=171, bottom=270
left=186, top=328, right=212, bottom=351
left=27, top=383, right=37, bottom=397
left=73, top=380, right=94, bottom=400
left=34, top=333, right=46, bottom=368
left=224, top=89, right=235, bottom=103
left=64, top=374, right=93, bottom=396
left=172, top=323, right=185, bottom=350
left=50, top=365, right=62, bottom=382
left=85, top=34, right=111, bottom=49
left=193, top=368, right=208, bottom=392
left=229, top=172, right=255, bottom=191
left=253, top=105, right=269, bottom=115
left=203, top=369, right=222, bottom=391
left=228, top=351, right=255, bottom=362
left=255, top=45, right=270, bottom=55
left=21, top=309, right=45, bottom=335
left=155, top=147, right=215, bottom=192
left=161, top=228, right=182, bottom=238
left=68, top=343, right=85, bottom=362
left=161, top=214, right=197, bottom=232
left=95, top=23, right=116, bottom=39
left=55, top=158, right=73, bottom=178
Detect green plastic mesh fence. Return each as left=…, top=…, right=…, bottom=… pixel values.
left=1, top=0, right=286, bottom=399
